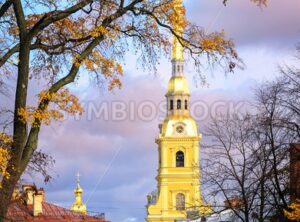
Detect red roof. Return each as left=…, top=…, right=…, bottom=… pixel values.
left=5, top=200, right=110, bottom=222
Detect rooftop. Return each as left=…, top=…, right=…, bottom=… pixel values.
left=4, top=184, right=110, bottom=222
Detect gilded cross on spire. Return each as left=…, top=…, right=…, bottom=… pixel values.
left=76, top=172, right=80, bottom=184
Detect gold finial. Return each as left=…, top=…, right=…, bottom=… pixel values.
left=76, top=172, right=80, bottom=186
left=172, top=0, right=185, bottom=61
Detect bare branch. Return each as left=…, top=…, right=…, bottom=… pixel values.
left=0, top=0, right=12, bottom=19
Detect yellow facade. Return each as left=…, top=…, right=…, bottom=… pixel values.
left=146, top=76, right=211, bottom=222
left=146, top=1, right=210, bottom=221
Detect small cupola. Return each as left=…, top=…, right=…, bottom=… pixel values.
left=70, top=172, right=87, bottom=214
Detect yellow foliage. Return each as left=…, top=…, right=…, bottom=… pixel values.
left=18, top=88, right=84, bottom=127
left=116, top=64, right=123, bottom=75
left=8, top=14, right=88, bottom=45
left=159, top=0, right=188, bottom=30
left=55, top=18, right=85, bottom=39
left=17, top=107, right=30, bottom=124
left=73, top=51, right=123, bottom=91
left=5, top=0, right=241, bottom=102
left=285, top=199, right=300, bottom=221
left=199, top=31, right=228, bottom=54
left=0, top=132, right=12, bottom=145
left=90, top=26, right=109, bottom=38
left=0, top=133, right=12, bottom=189
left=90, top=52, right=123, bottom=74
left=170, top=0, right=188, bottom=33
left=41, top=89, right=84, bottom=115
left=108, top=78, right=122, bottom=91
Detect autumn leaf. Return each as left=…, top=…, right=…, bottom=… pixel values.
left=285, top=199, right=300, bottom=221
left=18, top=88, right=84, bottom=127
left=0, top=132, right=12, bottom=188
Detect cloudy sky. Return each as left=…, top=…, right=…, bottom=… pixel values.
left=12, top=0, right=300, bottom=221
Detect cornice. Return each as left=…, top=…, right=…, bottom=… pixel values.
left=156, top=136, right=200, bottom=144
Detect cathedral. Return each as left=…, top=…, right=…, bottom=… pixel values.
left=146, top=0, right=211, bottom=221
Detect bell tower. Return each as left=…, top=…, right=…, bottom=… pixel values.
left=146, top=1, right=211, bottom=221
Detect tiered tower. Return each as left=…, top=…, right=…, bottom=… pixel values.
left=146, top=1, right=210, bottom=221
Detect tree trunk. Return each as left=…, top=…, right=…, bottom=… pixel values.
left=0, top=163, right=22, bottom=222
left=0, top=8, right=31, bottom=219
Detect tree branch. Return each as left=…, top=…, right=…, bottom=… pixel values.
left=28, top=0, right=94, bottom=39
left=12, top=0, right=26, bottom=36
left=0, top=0, right=12, bottom=19
left=20, top=0, right=143, bottom=167
left=0, top=44, right=19, bottom=67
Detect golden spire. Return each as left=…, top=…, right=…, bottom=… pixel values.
left=172, top=0, right=185, bottom=61
left=70, top=172, right=87, bottom=214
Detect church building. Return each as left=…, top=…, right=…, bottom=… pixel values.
left=146, top=0, right=211, bottom=221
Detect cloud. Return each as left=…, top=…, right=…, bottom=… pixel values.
left=186, top=0, right=300, bottom=48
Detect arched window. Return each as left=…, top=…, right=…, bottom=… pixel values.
left=177, top=100, right=181, bottom=109
left=201, top=216, right=207, bottom=222
left=184, top=100, right=188, bottom=110
left=176, top=193, right=185, bottom=210
left=170, top=100, right=174, bottom=110
left=176, top=151, right=184, bottom=167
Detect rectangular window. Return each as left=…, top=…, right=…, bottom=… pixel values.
left=177, top=100, right=181, bottom=109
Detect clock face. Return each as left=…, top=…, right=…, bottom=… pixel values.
left=176, top=125, right=184, bottom=134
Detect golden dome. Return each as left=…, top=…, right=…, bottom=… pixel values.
left=74, top=183, right=83, bottom=193
left=166, top=76, right=190, bottom=96
left=70, top=173, right=87, bottom=214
